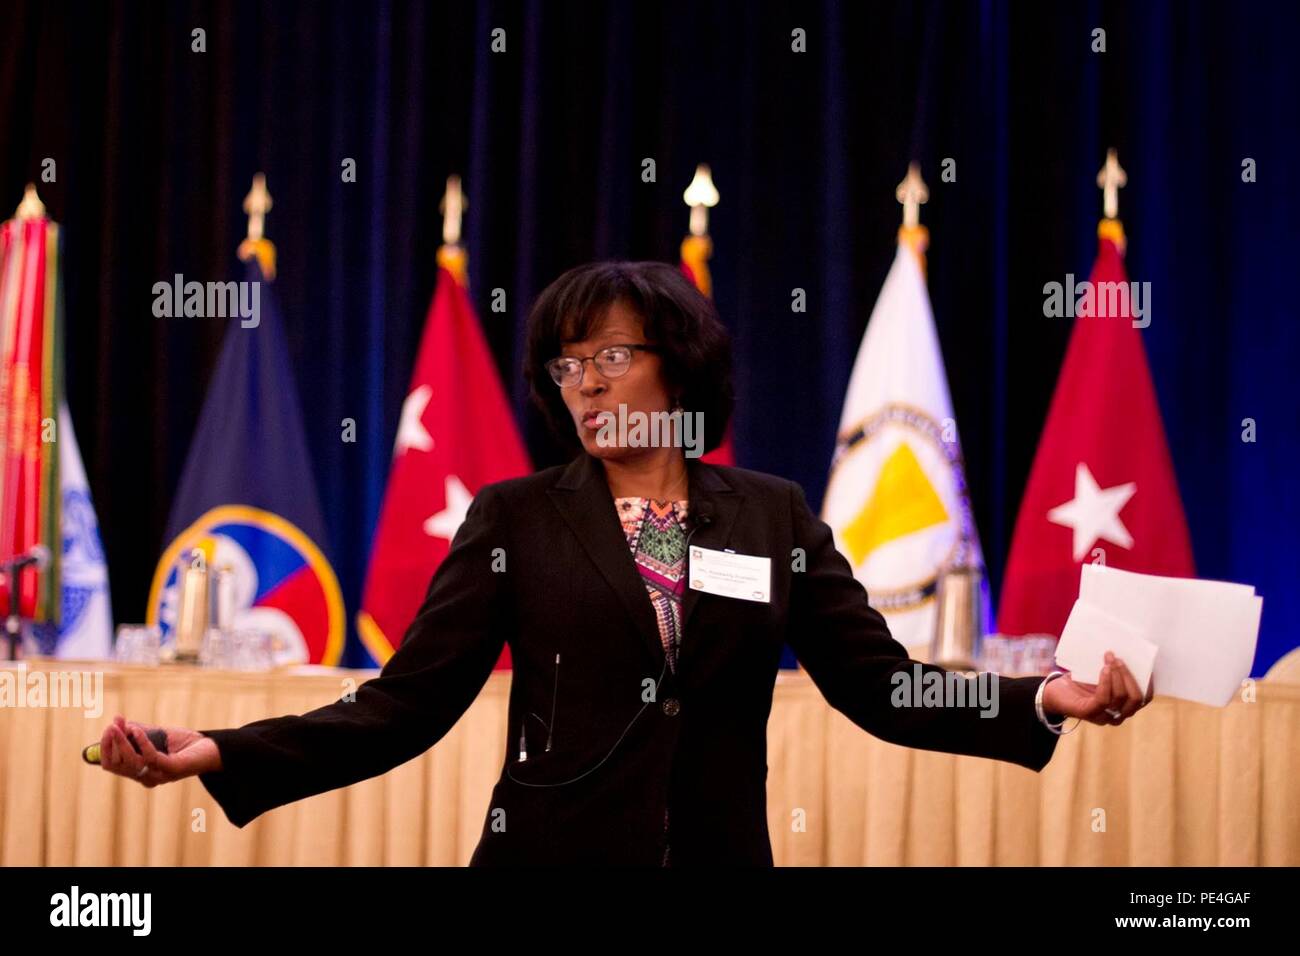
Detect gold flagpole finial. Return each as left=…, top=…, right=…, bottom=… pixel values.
left=440, top=175, right=466, bottom=246
left=437, top=175, right=470, bottom=287
left=896, top=162, right=928, bottom=229
left=238, top=173, right=276, bottom=279
left=683, top=164, right=719, bottom=237
left=14, top=183, right=46, bottom=221
left=1097, top=148, right=1126, bottom=221
left=243, top=173, right=273, bottom=242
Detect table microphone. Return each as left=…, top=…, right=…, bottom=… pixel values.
left=82, top=728, right=169, bottom=765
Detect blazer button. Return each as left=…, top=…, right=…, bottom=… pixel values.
left=662, top=698, right=681, bottom=716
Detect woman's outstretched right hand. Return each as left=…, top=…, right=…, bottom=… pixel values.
left=98, top=715, right=223, bottom=787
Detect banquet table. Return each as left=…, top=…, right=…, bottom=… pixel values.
left=2, top=658, right=1296, bottom=866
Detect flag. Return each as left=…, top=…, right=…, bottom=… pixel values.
left=0, top=213, right=60, bottom=625
left=0, top=207, right=113, bottom=658
left=997, top=219, right=1194, bottom=638
left=146, top=243, right=346, bottom=666
left=820, top=226, right=986, bottom=655
left=52, top=403, right=113, bottom=658
left=356, top=245, right=531, bottom=667
left=680, top=234, right=736, bottom=466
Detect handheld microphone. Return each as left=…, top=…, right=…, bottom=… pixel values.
left=82, top=727, right=169, bottom=765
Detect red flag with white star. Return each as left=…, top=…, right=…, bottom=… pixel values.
left=357, top=246, right=531, bottom=667
left=997, top=220, right=1194, bottom=639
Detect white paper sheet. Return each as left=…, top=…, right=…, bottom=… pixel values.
left=1056, top=597, right=1159, bottom=695
left=1068, top=564, right=1261, bottom=707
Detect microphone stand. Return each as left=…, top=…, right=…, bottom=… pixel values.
left=4, top=568, right=21, bottom=660
left=1, top=557, right=40, bottom=660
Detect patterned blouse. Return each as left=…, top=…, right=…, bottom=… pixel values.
left=614, top=494, right=692, bottom=867
left=614, top=496, right=692, bottom=674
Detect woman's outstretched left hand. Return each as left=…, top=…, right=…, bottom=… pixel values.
left=1041, top=651, right=1152, bottom=727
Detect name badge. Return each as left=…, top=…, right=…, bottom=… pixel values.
left=688, top=545, right=772, bottom=603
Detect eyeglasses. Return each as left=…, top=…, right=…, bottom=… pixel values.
left=545, top=343, right=660, bottom=388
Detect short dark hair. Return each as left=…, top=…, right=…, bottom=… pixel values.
left=523, top=261, right=734, bottom=454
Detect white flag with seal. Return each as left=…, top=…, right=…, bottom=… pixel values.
left=821, top=230, right=985, bottom=655
left=53, top=403, right=113, bottom=658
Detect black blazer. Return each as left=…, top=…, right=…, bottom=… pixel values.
left=198, top=452, right=1060, bottom=865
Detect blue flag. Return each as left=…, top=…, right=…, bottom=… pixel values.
left=147, top=253, right=346, bottom=665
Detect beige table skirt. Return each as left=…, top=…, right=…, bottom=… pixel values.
left=2, top=659, right=1296, bottom=866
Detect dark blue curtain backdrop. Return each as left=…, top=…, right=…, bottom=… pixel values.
left=2, top=1, right=1296, bottom=672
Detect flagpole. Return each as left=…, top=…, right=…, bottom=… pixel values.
left=441, top=174, right=465, bottom=247
left=895, top=162, right=930, bottom=265
left=1096, top=148, right=1127, bottom=249
left=437, top=175, right=469, bottom=287
left=679, top=163, right=738, bottom=465
left=13, top=184, right=46, bottom=221
left=683, top=163, right=717, bottom=239
left=681, top=164, right=717, bottom=298
left=238, top=173, right=277, bottom=280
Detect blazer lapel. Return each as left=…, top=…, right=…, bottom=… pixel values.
left=545, top=453, right=744, bottom=670
left=677, top=459, right=743, bottom=658
left=547, top=453, right=664, bottom=666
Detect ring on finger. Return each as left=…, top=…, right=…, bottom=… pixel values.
left=1104, top=707, right=1122, bottom=720
left=136, top=765, right=149, bottom=779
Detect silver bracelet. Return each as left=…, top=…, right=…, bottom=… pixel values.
left=1035, top=670, right=1080, bottom=736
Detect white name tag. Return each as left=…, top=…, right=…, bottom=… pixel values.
left=688, top=545, right=772, bottom=603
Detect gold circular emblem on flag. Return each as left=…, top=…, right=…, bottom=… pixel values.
left=824, top=403, right=980, bottom=615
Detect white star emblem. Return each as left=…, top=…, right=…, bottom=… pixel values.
left=423, top=475, right=473, bottom=543
left=1048, top=462, right=1137, bottom=561
left=394, top=385, right=434, bottom=456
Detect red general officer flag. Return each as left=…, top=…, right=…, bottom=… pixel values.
left=997, top=219, right=1195, bottom=639
left=357, top=245, right=531, bottom=667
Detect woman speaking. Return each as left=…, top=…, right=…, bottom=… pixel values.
left=96, top=261, right=1150, bottom=865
